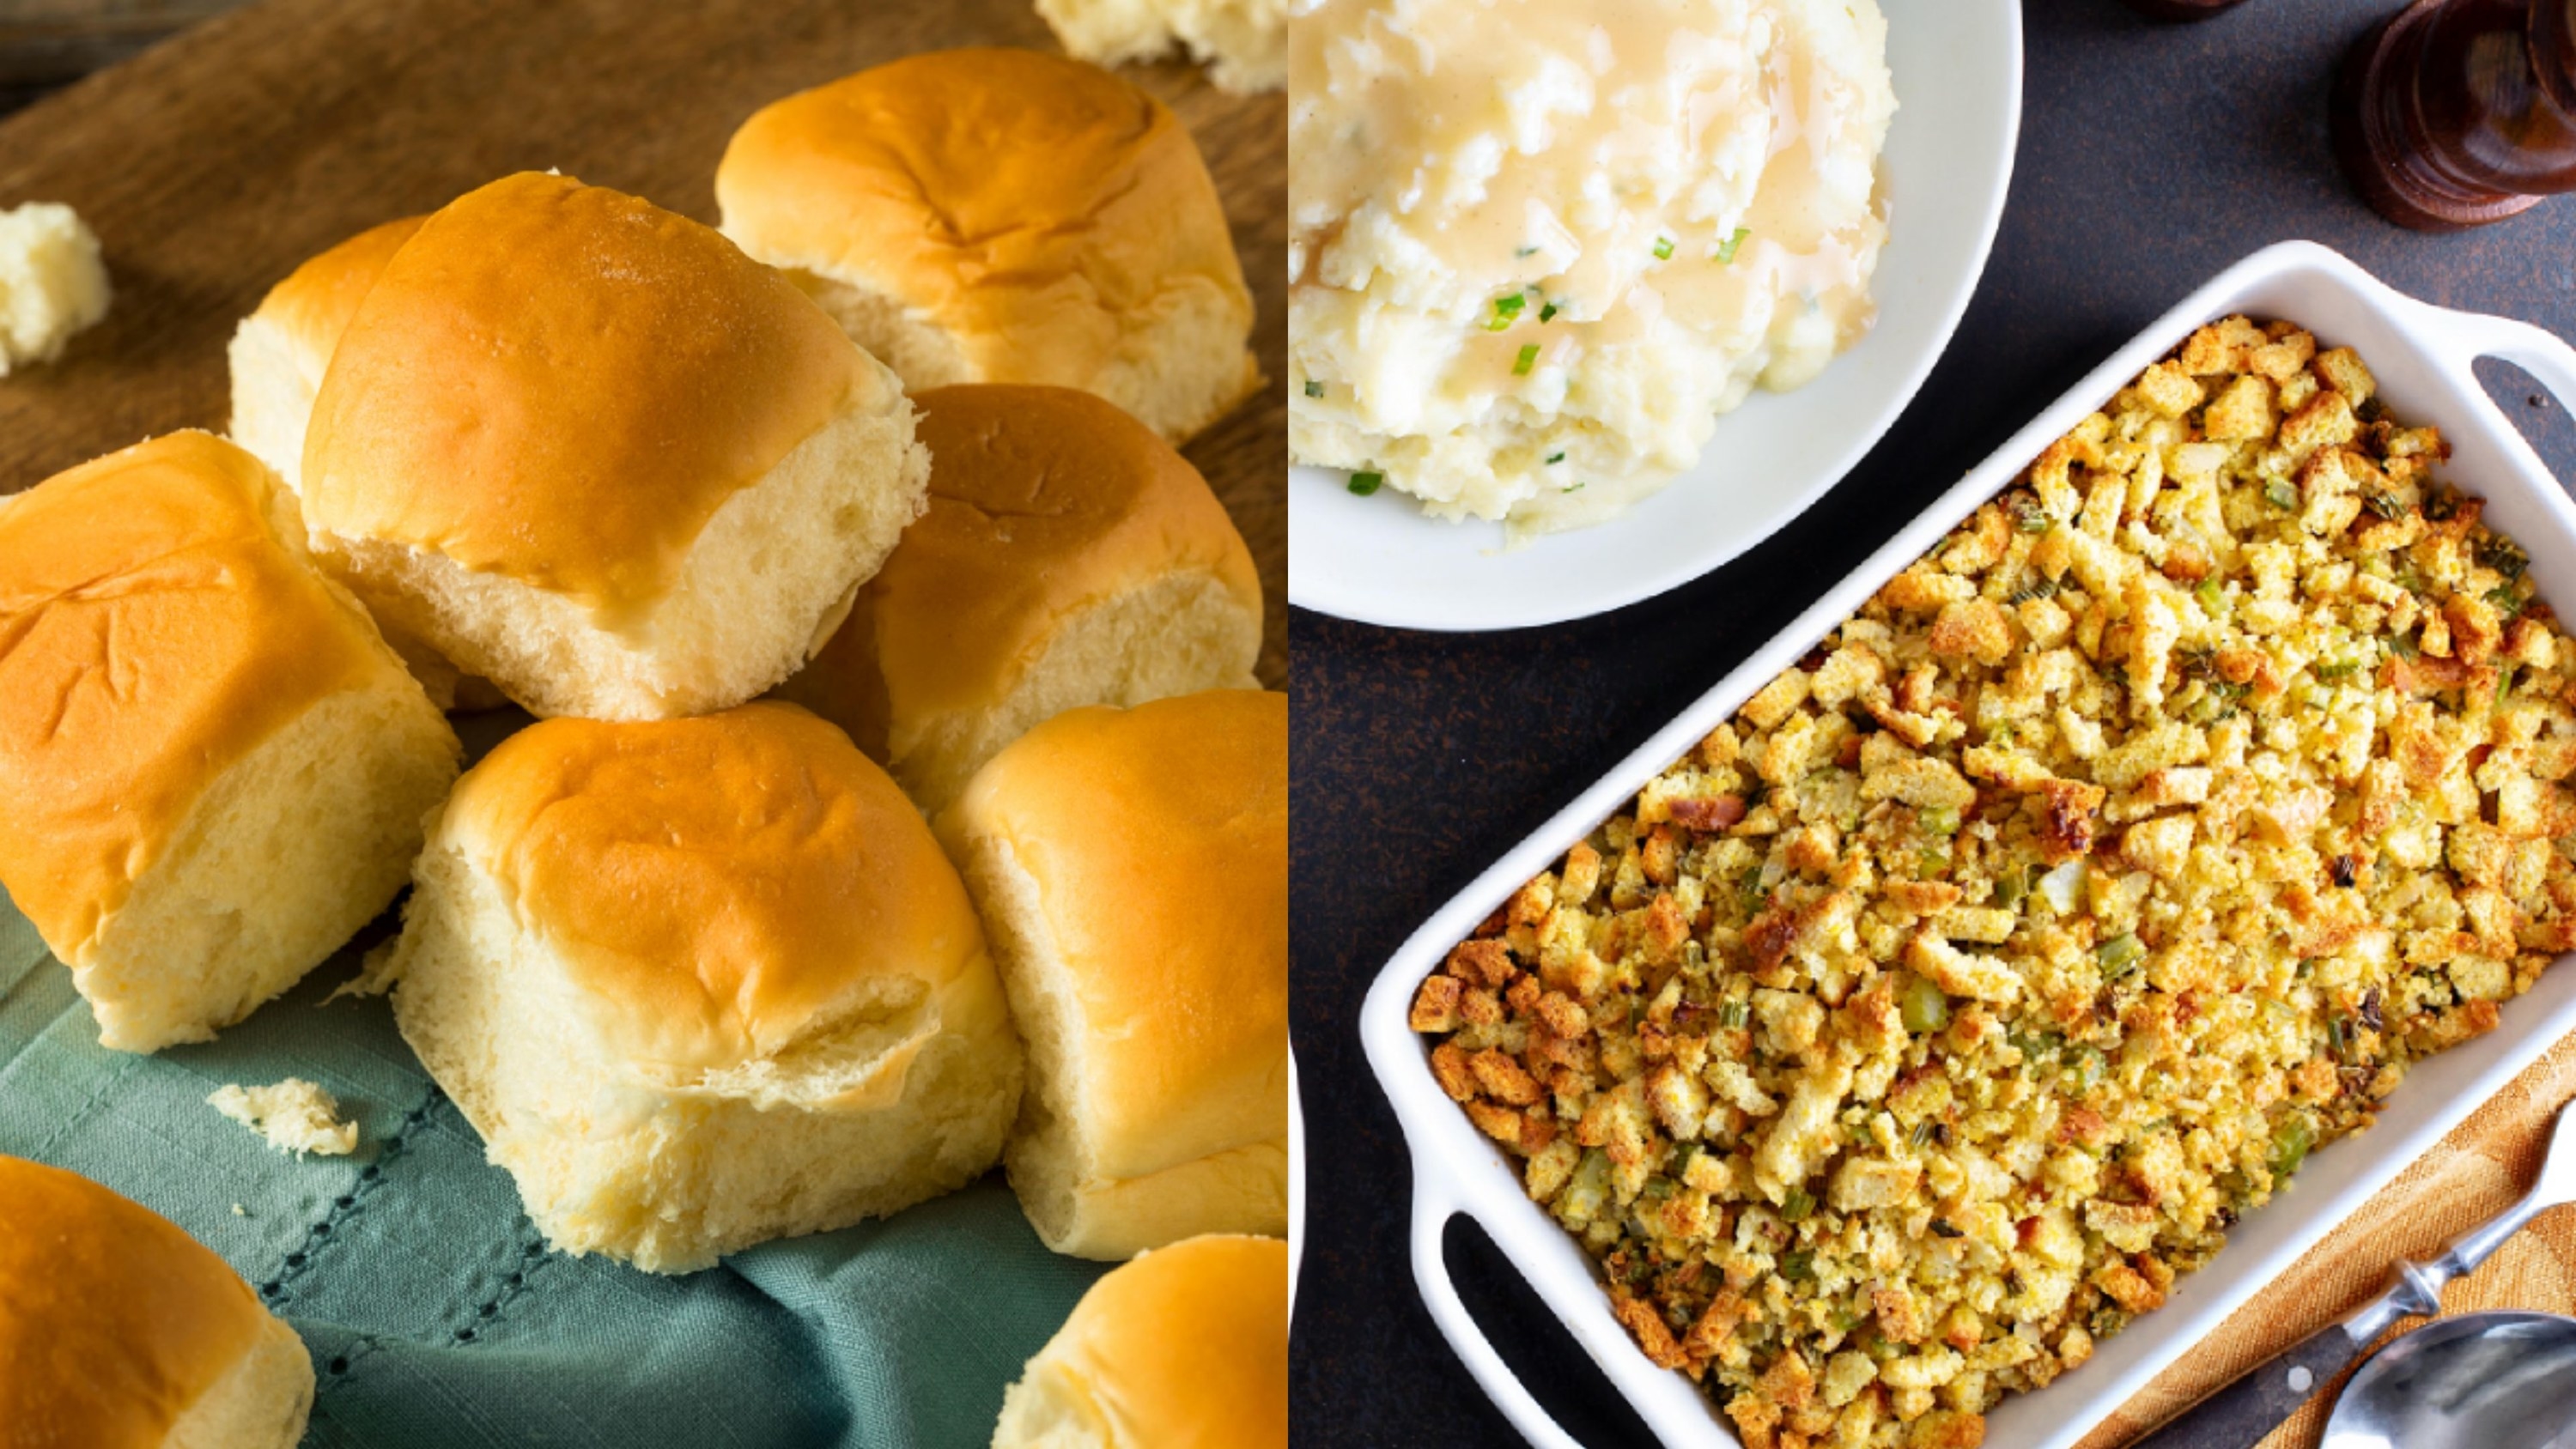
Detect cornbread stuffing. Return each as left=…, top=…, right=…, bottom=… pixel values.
left=1412, top=318, right=2576, bottom=1447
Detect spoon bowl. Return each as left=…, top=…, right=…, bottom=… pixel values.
left=2323, top=1309, right=2576, bottom=1449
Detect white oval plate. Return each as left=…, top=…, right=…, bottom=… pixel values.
left=1286, top=0, right=2024, bottom=632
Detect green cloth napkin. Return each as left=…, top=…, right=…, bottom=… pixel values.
left=0, top=885, right=1105, bottom=1448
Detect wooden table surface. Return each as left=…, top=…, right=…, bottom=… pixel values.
left=1290, top=3, right=2576, bottom=1446
left=0, top=0, right=1286, bottom=685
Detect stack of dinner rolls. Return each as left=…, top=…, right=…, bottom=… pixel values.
left=0, top=43, right=1282, bottom=1446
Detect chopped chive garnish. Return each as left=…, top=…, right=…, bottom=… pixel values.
left=1715, top=226, right=1751, bottom=264
left=1513, top=344, right=1539, bottom=376
left=1562, top=482, right=1586, bottom=494
left=1486, top=293, right=1526, bottom=330
left=1540, top=301, right=1560, bottom=323
left=1346, top=471, right=1384, bottom=497
left=2316, top=658, right=2362, bottom=681
left=1779, top=1188, right=1814, bottom=1222
left=1303, top=379, right=1324, bottom=398
left=1515, top=245, right=1540, bottom=258
left=1546, top=452, right=1566, bottom=465
left=1652, top=236, right=1675, bottom=260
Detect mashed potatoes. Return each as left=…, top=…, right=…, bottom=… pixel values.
left=1289, top=0, right=1894, bottom=535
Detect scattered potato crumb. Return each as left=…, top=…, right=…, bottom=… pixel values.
left=0, top=202, right=110, bottom=375
left=209, top=1079, right=359, bottom=1157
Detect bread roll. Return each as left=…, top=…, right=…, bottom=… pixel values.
left=714, top=49, right=1260, bottom=444
left=0, top=1155, right=313, bottom=1448
left=223, top=215, right=517, bottom=712
left=226, top=215, right=423, bottom=491
left=381, top=700, right=1022, bottom=1274
left=1036, top=0, right=1285, bottom=94
left=936, top=690, right=1285, bottom=1259
left=991, top=1234, right=1286, bottom=1449
left=0, top=431, right=460, bottom=1052
left=301, top=172, right=931, bottom=722
left=773, top=384, right=1261, bottom=815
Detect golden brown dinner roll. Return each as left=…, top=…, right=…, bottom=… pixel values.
left=1037, top=0, right=1285, bottom=94
left=379, top=701, right=1021, bottom=1274
left=991, top=1234, right=1287, bottom=1449
left=301, top=172, right=931, bottom=722
left=714, top=49, right=1260, bottom=444
left=937, top=689, right=1285, bottom=1259
left=224, top=214, right=511, bottom=712
left=772, top=384, right=1261, bottom=815
left=0, top=432, right=460, bottom=1052
left=226, top=215, right=423, bottom=491
left=0, top=1155, right=314, bottom=1448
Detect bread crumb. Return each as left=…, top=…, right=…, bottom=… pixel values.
left=1037, top=0, right=1284, bottom=92
left=0, top=202, right=110, bottom=375
left=328, top=937, right=404, bottom=1002
left=209, top=1079, right=359, bottom=1157
left=231, top=1203, right=248, bottom=1216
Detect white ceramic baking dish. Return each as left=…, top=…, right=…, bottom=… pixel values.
left=1291, top=1049, right=1306, bottom=1324
left=1358, top=240, right=2576, bottom=1449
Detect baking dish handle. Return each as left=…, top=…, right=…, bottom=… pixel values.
left=2401, top=299, right=2576, bottom=416
left=1410, top=1162, right=1594, bottom=1449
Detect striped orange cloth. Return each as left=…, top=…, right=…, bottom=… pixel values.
left=2086, top=1031, right=2576, bottom=1448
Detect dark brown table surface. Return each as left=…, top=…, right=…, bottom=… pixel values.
left=1289, top=2, right=2576, bottom=1444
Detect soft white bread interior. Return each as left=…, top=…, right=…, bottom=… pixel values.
left=772, top=383, right=1262, bottom=815
left=991, top=1234, right=1287, bottom=1449
left=0, top=1155, right=314, bottom=1449
left=1036, top=0, right=1285, bottom=93
left=381, top=701, right=1022, bottom=1274
left=301, top=173, right=930, bottom=722
left=225, top=215, right=423, bottom=492
left=937, top=690, right=1286, bottom=1259
left=0, top=431, right=460, bottom=1052
left=0, top=201, right=112, bottom=376
left=714, top=48, right=1261, bottom=444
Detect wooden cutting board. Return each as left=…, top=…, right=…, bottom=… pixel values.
left=0, top=0, right=1286, bottom=683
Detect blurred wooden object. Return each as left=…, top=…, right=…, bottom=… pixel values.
left=2336, top=0, right=2576, bottom=230
left=0, top=0, right=243, bottom=99
left=0, top=0, right=1286, bottom=686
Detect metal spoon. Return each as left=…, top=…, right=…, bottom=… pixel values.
left=2320, top=1310, right=2576, bottom=1449
left=2134, top=1099, right=2576, bottom=1448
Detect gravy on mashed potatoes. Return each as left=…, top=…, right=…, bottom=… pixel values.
left=1289, top=0, right=1894, bottom=537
